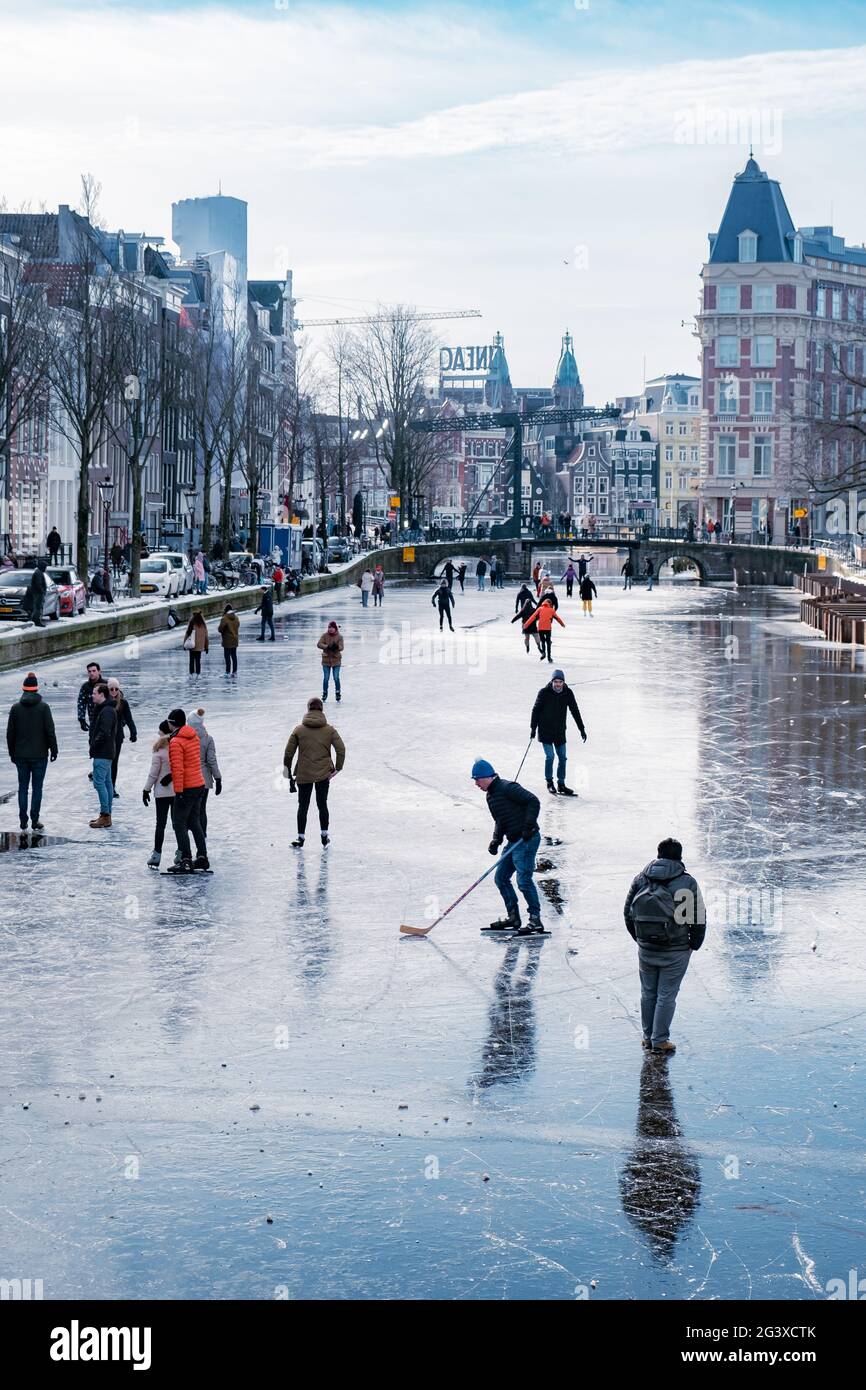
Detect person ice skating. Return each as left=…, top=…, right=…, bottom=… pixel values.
left=193, top=550, right=207, bottom=595
left=184, top=611, right=210, bottom=670
left=142, top=719, right=175, bottom=869
left=77, top=662, right=103, bottom=730
left=360, top=568, right=374, bottom=607
left=577, top=554, right=593, bottom=580
left=456, top=562, right=467, bottom=593
left=624, top=837, right=706, bottom=1055
left=218, top=602, right=239, bottom=676
left=523, top=595, right=564, bottom=662
left=318, top=620, right=344, bottom=701
left=472, top=759, right=543, bottom=935
left=645, top=557, right=655, bottom=591
left=442, top=559, right=456, bottom=589
left=532, top=560, right=542, bottom=594
left=272, top=563, right=285, bottom=603
left=372, top=565, right=385, bottom=606
left=254, top=584, right=275, bottom=641
left=538, top=577, right=559, bottom=610
left=165, top=707, right=209, bottom=872
left=579, top=573, right=597, bottom=616
left=563, top=561, right=576, bottom=597
left=432, top=576, right=456, bottom=631
left=622, top=557, right=634, bottom=590
left=46, top=527, right=61, bottom=562
left=283, top=696, right=345, bottom=848
left=105, top=677, right=137, bottom=796
left=530, top=668, right=586, bottom=796
left=476, top=557, right=488, bottom=591
left=24, top=558, right=48, bottom=627
left=512, top=586, right=540, bottom=653
left=89, top=683, right=117, bottom=828
left=187, top=709, right=222, bottom=836
left=6, top=672, right=57, bottom=831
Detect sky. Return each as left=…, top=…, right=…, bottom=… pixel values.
left=3, top=0, right=866, bottom=402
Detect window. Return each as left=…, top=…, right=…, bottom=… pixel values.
left=753, top=436, right=771, bottom=477
left=846, top=386, right=854, bottom=418
left=598, top=478, right=608, bottom=495
left=679, top=448, right=687, bottom=463
left=717, top=336, right=739, bottom=366
left=587, top=445, right=595, bottom=456
left=679, top=423, right=688, bottom=435
left=598, top=496, right=608, bottom=516
left=754, top=380, right=773, bottom=414
left=848, top=292, right=857, bottom=322
left=665, top=423, right=674, bottom=436
left=847, top=346, right=856, bottom=374
left=815, top=340, right=825, bottom=370
left=754, top=285, right=775, bottom=312
left=718, top=285, right=738, bottom=312
left=832, top=289, right=842, bottom=320
left=816, top=288, right=826, bottom=318
left=664, top=471, right=672, bottom=490
left=831, top=384, right=840, bottom=417
left=718, top=435, right=736, bottom=477
left=691, top=447, right=699, bottom=463
left=587, top=460, right=596, bottom=475
left=815, top=381, right=824, bottom=416
left=545, top=437, right=556, bottom=451
left=664, top=446, right=673, bottom=462
left=752, top=336, right=775, bottom=366
left=738, top=231, right=758, bottom=262
left=719, top=378, right=738, bottom=414
left=532, top=499, right=543, bottom=514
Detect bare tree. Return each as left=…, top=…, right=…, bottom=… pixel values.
left=792, top=337, right=866, bottom=519
left=43, top=177, right=119, bottom=571
left=188, top=277, right=244, bottom=553
left=240, top=315, right=280, bottom=553
left=213, top=289, right=248, bottom=557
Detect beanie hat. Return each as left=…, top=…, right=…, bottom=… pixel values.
left=471, top=758, right=496, bottom=780
left=22, top=672, right=38, bottom=692
left=552, top=669, right=565, bottom=681
left=307, top=697, right=324, bottom=712
left=167, top=708, right=186, bottom=727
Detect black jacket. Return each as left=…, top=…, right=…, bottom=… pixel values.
left=486, top=776, right=540, bottom=846
left=624, top=857, right=706, bottom=951
left=29, top=566, right=47, bottom=597
left=515, top=585, right=534, bottom=613
left=255, top=589, right=274, bottom=619
left=531, top=682, right=585, bottom=744
left=476, top=560, right=487, bottom=576
left=579, top=577, right=597, bottom=600
left=432, top=587, right=455, bottom=609
left=77, top=677, right=101, bottom=726
left=114, top=695, right=137, bottom=749
left=7, top=693, right=57, bottom=761
left=512, top=597, right=537, bottom=626
left=88, top=701, right=117, bottom=760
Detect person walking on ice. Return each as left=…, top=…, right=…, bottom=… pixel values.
left=142, top=719, right=175, bottom=869
left=644, top=557, right=655, bottom=591
left=623, top=837, right=705, bottom=1055
left=284, top=696, right=345, bottom=848
left=530, top=668, right=586, bottom=796
left=318, top=621, right=344, bottom=701
left=431, top=576, right=456, bottom=631
left=471, top=758, right=544, bottom=936
left=579, top=573, right=597, bottom=616
left=621, top=557, right=634, bottom=590
left=522, top=594, right=564, bottom=662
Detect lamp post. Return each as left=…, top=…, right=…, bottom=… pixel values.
left=184, top=485, right=197, bottom=558
left=729, top=480, right=745, bottom=544
left=98, top=477, right=115, bottom=592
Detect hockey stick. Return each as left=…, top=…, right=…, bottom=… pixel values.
left=513, top=737, right=533, bottom=781
left=400, top=843, right=516, bottom=937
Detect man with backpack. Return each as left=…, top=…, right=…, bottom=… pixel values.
left=623, top=837, right=705, bottom=1055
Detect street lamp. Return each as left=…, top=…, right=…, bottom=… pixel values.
left=729, top=480, right=745, bottom=544
left=97, top=477, right=115, bottom=591
left=184, top=485, right=197, bottom=556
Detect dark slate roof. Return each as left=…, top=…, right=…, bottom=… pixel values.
left=708, top=158, right=796, bottom=264
left=248, top=280, right=285, bottom=334
left=144, top=245, right=172, bottom=279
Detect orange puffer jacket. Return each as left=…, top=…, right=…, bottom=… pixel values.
left=169, top=725, right=206, bottom=793
left=524, top=604, right=565, bottom=634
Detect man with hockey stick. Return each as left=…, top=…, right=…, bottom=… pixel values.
left=472, top=758, right=545, bottom=935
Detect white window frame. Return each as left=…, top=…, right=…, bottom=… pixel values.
left=718, top=435, right=736, bottom=477
left=738, top=230, right=758, bottom=263
left=752, top=336, right=775, bottom=367
left=717, top=336, right=739, bottom=367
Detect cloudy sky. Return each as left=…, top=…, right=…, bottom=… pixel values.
left=4, top=0, right=866, bottom=401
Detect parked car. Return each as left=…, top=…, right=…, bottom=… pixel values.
left=0, top=569, right=61, bottom=621
left=301, top=539, right=325, bottom=573
left=48, top=565, right=87, bottom=616
left=326, top=538, right=351, bottom=563
left=158, top=551, right=194, bottom=595
left=138, top=557, right=178, bottom=599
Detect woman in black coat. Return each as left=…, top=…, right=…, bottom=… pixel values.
left=105, top=677, right=137, bottom=795
left=512, top=591, right=541, bottom=653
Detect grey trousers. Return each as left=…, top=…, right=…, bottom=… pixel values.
left=638, top=947, right=692, bottom=1046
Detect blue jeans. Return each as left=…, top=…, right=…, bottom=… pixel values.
left=494, top=833, right=541, bottom=916
left=361, top=590, right=369, bottom=606
left=639, top=948, right=691, bottom=1046
left=323, top=665, right=341, bottom=697
left=92, top=757, right=114, bottom=815
left=16, top=757, right=47, bottom=823
left=542, top=741, right=567, bottom=783
left=477, top=575, right=486, bottom=590
left=646, top=574, right=654, bottom=590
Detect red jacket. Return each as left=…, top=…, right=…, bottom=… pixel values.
left=169, top=725, right=205, bottom=793
left=524, top=604, right=565, bottom=634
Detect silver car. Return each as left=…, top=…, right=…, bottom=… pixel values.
left=0, top=568, right=61, bottom=621
left=159, top=552, right=195, bottom=595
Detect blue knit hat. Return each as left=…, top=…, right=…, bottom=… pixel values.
left=552, top=668, right=565, bottom=681
left=471, top=758, right=496, bottom=779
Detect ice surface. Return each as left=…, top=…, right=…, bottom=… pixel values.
left=0, top=580, right=864, bottom=1299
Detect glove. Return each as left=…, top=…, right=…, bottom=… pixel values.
left=581, top=730, right=587, bottom=743
left=488, top=840, right=499, bottom=856
left=130, top=734, right=137, bottom=744
left=159, top=773, right=173, bottom=788
left=214, top=778, right=222, bottom=796
left=50, top=751, right=58, bottom=762
left=79, top=719, right=88, bottom=732
left=530, top=729, right=535, bottom=740
left=289, top=776, right=297, bottom=794
left=142, top=789, right=151, bottom=807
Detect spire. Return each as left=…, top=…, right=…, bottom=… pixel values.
left=484, top=331, right=513, bottom=411
left=553, top=330, right=583, bottom=407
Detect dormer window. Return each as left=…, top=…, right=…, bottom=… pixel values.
left=793, top=233, right=803, bottom=264
left=738, top=230, right=758, bottom=263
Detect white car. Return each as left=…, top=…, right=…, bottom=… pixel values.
left=160, top=551, right=195, bottom=595
left=139, top=557, right=178, bottom=599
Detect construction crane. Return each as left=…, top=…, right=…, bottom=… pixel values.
left=412, top=404, right=622, bottom=540
left=294, top=308, right=482, bottom=330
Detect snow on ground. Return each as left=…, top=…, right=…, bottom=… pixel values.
left=0, top=579, right=864, bottom=1299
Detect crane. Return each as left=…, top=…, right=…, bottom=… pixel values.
left=294, top=308, right=482, bottom=330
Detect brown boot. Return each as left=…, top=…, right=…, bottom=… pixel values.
left=651, top=1041, right=676, bottom=1055
left=89, top=813, right=112, bottom=829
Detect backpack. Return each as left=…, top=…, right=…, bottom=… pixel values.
left=630, top=876, right=689, bottom=949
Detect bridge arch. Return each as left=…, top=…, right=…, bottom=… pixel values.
left=649, top=547, right=710, bottom=584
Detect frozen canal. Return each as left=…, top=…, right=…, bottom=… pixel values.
left=1, top=574, right=864, bottom=1300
